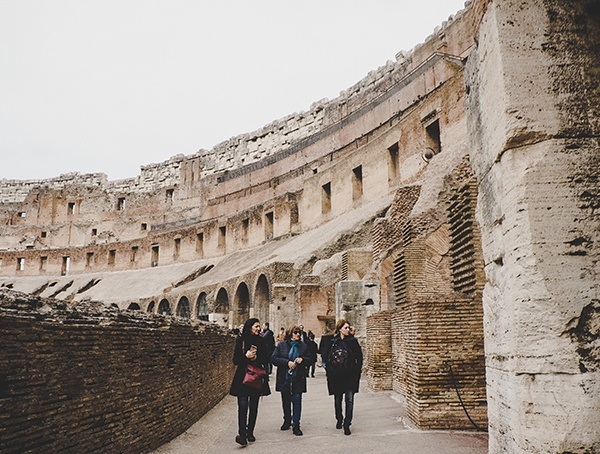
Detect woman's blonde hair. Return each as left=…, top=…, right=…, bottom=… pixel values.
left=334, top=318, right=349, bottom=335
left=286, top=325, right=302, bottom=340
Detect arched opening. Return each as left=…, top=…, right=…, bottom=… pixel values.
left=196, top=292, right=208, bottom=321
left=176, top=296, right=191, bottom=318
left=234, top=282, right=251, bottom=327
left=158, top=298, right=171, bottom=316
left=127, top=302, right=141, bottom=311
left=213, top=287, right=229, bottom=327
left=147, top=301, right=155, bottom=313
left=254, top=274, right=270, bottom=325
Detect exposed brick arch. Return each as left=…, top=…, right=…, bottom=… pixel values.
left=127, top=302, right=141, bottom=311
left=196, top=292, right=208, bottom=321
left=214, top=287, right=229, bottom=327
left=253, top=274, right=271, bottom=326
left=176, top=296, right=191, bottom=319
left=233, top=282, right=251, bottom=327
left=158, top=298, right=171, bottom=316
left=147, top=300, right=155, bottom=313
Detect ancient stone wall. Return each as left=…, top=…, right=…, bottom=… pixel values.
left=466, top=0, right=600, bottom=451
left=0, top=289, right=235, bottom=453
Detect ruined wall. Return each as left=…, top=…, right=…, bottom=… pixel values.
left=0, top=289, right=236, bottom=453
left=466, top=0, right=600, bottom=452
left=366, top=310, right=393, bottom=390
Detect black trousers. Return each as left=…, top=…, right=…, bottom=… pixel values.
left=237, top=395, right=260, bottom=437
left=334, top=390, right=355, bottom=427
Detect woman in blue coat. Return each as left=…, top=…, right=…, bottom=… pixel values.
left=229, top=318, right=271, bottom=446
left=271, top=325, right=312, bottom=436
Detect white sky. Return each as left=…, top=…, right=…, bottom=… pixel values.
left=0, top=0, right=467, bottom=181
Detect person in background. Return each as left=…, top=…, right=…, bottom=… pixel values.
left=318, top=327, right=334, bottom=370
left=229, top=318, right=271, bottom=446
left=276, top=327, right=286, bottom=344
left=325, top=319, right=363, bottom=435
left=299, top=324, right=308, bottom=342
left=305, top=332, right=318, bottom=378
left=261, top=322, right=275, bottom=374
left=271, top=325, right=312, bottom=436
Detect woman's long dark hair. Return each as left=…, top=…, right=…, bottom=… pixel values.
left=241, top=318, right=260, bottom=343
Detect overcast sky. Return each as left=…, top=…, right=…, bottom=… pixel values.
left=1, top=0, right=467, bottom=181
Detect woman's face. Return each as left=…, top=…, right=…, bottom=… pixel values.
left=340, top=323, right=351, bottom=337
left=251, top=322, right=261, bottom=335
left=291, top=329, right=301, bottom=340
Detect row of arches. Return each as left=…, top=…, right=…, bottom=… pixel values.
left=126, top=274, right=272, bottom=328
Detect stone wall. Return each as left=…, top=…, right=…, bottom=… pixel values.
left=0, top=289, right=236, bottom=453
left=466, top=0, right=600, bottom=451
left=366, top=310, right=393, bottom=390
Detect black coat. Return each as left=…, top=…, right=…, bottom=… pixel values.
left=261, top=328, right=275, bottom=355
left=318, top=334, right=334, bottom=368
left=325, top=335, right=363, bottom=395
left=229, top=334, right=271, bottom=397
left=271, top=340, right=312, bottom=394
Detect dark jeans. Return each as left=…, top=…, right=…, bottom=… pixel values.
left=306, top=362, right=315, bottom=377
left=237, top=395, right=260, bottom=437
left=334, top=390, right=355, bottom=427
left=280, top=390, right=302, bottom=426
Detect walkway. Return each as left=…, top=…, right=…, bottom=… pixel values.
left=153, top=369, right=488, bottom=454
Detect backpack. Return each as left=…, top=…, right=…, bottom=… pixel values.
left=328, top=339, right=351, bottom=373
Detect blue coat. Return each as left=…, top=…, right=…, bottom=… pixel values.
left=271, top=340, right=312, bottom=394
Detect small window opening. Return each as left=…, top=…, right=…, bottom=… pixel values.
left=91, top=228, right=97, bottom=236
left=18, top=211, right=26, bottom=218
left=242, top=218, right=249, bottom=243
left=108, top=250, right=116, bottom=266
left=86, top=252, right=94, bottom=268
left=196, top=232, right=204, bottom=256
left=425, top=119, right=441, bottom=159
left=352, top=166, right=363, bottom=201
left=67, top=203, right=75, bottom=215
left=117, top=197, right=126, bottom=211
left=218, top=226, right=226, bottom=251
left=141, top=223, right=147, bottom=231
left=151, top=245, right=159, bottom=267
left=388, top=143, right=399, bottom=183
left=264, top=212, right=274, bottom=240
left=131, top=246, right=138, bottom=262
left=39, top=256, right=47, bottom=271
left=17, top=257, right=25, bottom=271
left=174, top=238, right=181, bottom=258
left=322, top=182, right=331, bottom=214
left=166, top=189, right=174, bottom=202
left=61, top=256, right=70, bottom=276
left=41, top=231, right=47, bottom=238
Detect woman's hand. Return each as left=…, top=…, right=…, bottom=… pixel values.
left=246, top=346, right=257, bottom=360
left=295, top=357, right=303, bottom=364
left=288, top=360, right=296, bottom=370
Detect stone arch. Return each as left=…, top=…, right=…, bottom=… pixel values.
left=158, top=298, right=171, bottom=316
left=214, top=287, right=229, bottom=327
left=253, top=274, right=271, bottom=325
left=234, top=282, right=251, bottom=327
left=147, top=301, right=155, bottom=313
left=127, top=302, right=141, bottom=311
left=196, top=292, right=208, bottom=321
left=176, top=296, right=191, bottom=318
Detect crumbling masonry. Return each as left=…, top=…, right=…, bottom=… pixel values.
left=1, top=0, right=598, bottom=452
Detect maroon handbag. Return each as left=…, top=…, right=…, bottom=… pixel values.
left=243, top=363, right=267, bottom=390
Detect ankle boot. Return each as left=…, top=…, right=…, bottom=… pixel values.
left=292, top=424, right=303, bottom=436
left=235, top=434, right=248, bottom=445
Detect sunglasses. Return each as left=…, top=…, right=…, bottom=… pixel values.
left=292, top=331, right=301, bottom=334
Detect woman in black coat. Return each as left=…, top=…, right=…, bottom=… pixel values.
left=271, top=325, right=312, bottom=436
left=229, top=318, right=271, bottom=446
left=325, top=319, right=363, bottom=435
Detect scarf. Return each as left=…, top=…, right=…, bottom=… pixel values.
left=287, top=340, right=300, bottom=380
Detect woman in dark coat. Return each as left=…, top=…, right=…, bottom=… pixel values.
left=229, top=318, right=270, bottom=446
left=325, top=319, right=363, bottom=435
left=271, top=324, right=312, bottom=436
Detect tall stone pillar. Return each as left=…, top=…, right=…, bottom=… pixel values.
left=466, top=0, right=599, bottom=452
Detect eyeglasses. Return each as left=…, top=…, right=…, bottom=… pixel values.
left=292, top=331, right=301, bottom=335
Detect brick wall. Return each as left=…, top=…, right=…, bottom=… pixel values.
left=0, top=289, right=236, bottom=453
left=393, top=297, right=487, bottom=430
left=365, top=311, right=393, bottom=390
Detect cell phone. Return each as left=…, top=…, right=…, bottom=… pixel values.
left=251, top=345, right=257, bottom=350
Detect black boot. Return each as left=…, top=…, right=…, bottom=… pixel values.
left=246, top=432, right=256, bottom=442
left=235, top=434, right=248, bottom=446
left=280, top=421, right=291, bottom=430
left=336, top=419, right=343, bottom=429
left=292, top=424, right=303, bottom=436
left=343, top=424, right=351, bottom=435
